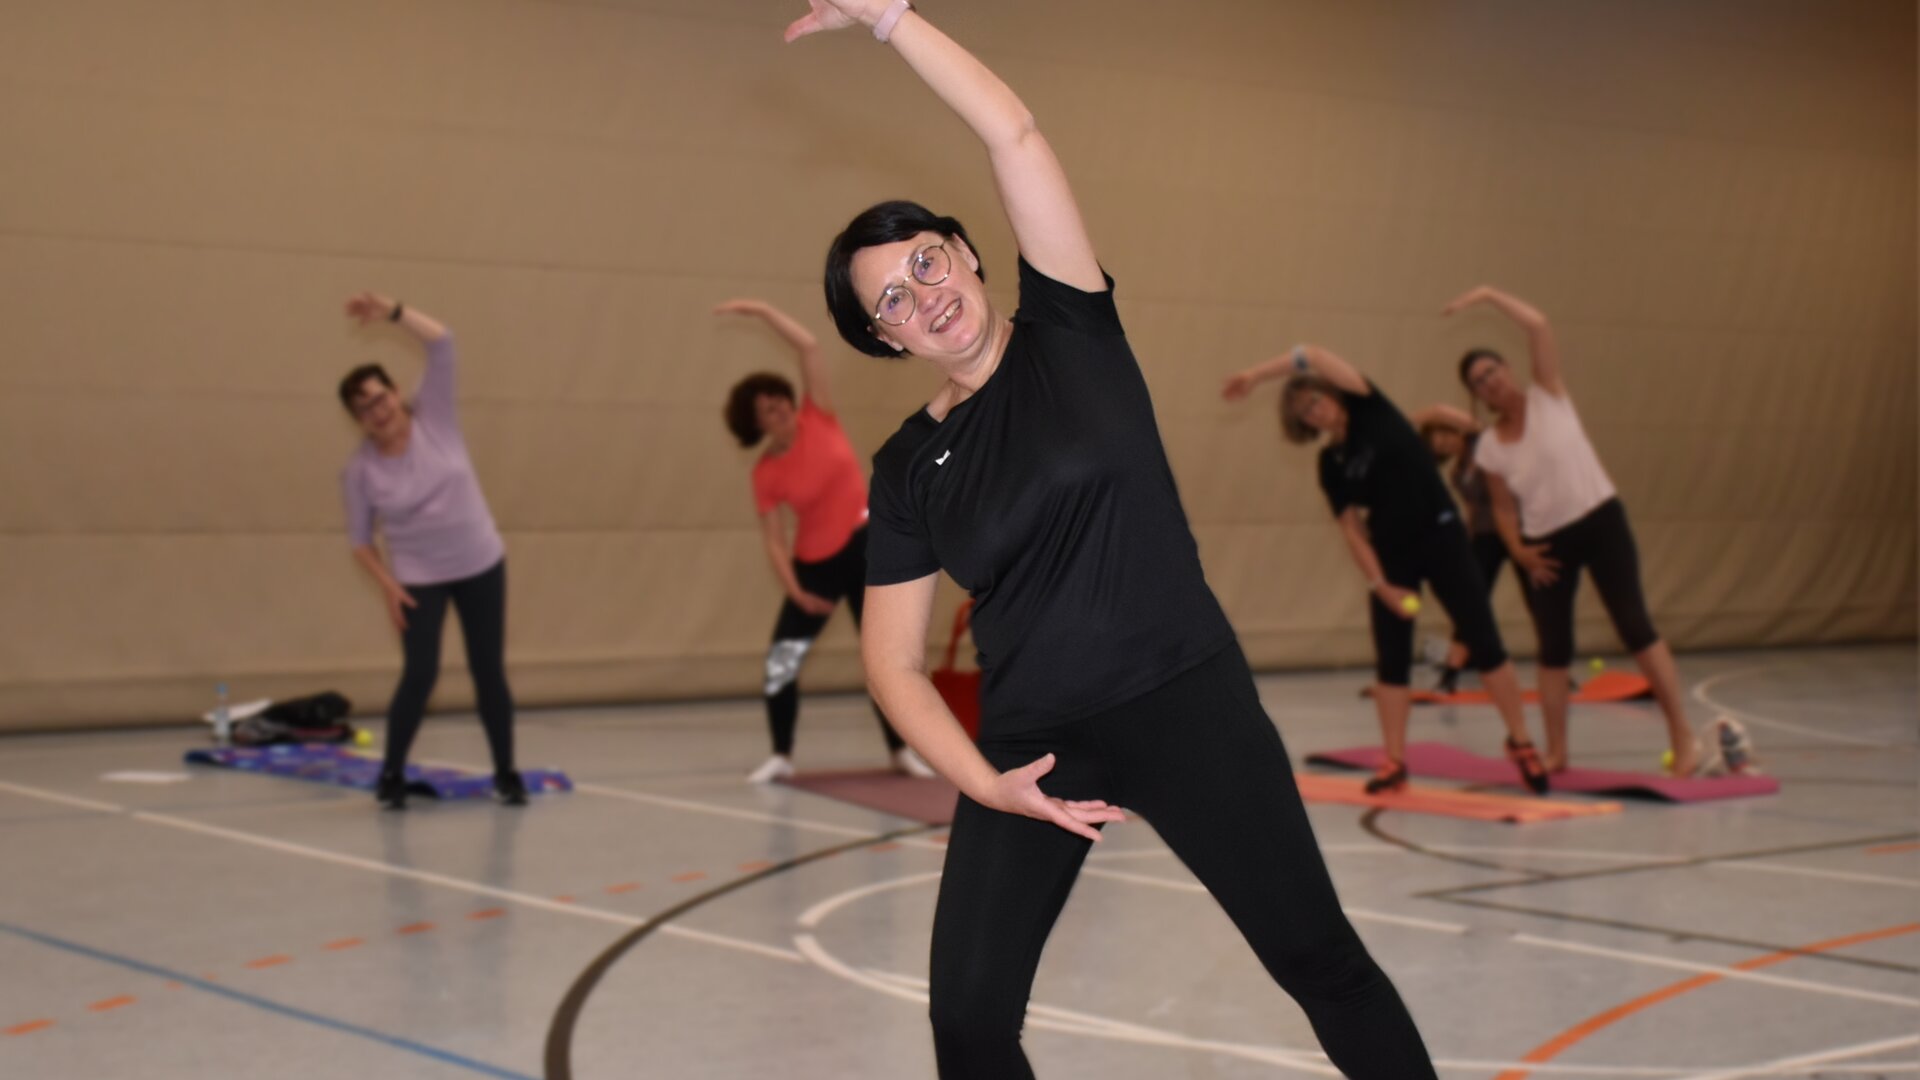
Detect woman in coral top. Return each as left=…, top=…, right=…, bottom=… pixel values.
left=718, top=299, right=932, bottom=783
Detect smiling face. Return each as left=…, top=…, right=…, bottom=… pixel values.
left=755, top=392, right=797, bottom=448
left=848, top=232, right=993, bottom=362
left=1464, top=354, right=1520, bottom=410
left=348, top=376, right=409, bottom=445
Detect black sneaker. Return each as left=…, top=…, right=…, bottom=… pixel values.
left=1432, top=667, right=1462, bottom=695
left=494, top=770, right=528, bottom=807
left=375, top=771, right=407, bottom=811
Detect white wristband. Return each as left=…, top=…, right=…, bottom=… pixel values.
left=873, top=0, right=912, bottom=42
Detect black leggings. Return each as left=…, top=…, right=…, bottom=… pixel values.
left=765, top=529, right=903, bottom=755
left=1450, top=531, right=1531, bottom=652
left=1371, top=523, right=1508, bottom=686
left=930, top=644, right=1435, bottom=1079
left=382, top=559, right=515, bottom=779
left=1525, top=498, right=1660, bottom=668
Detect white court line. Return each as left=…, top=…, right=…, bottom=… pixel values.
left=1691, top=668, right=1902, bottom=748
left=1716, top=861, right=1920, bottom=890
left=792, top=934, right=1342, bottom=1076
left=1078, top=866, right=1470, bottom=934
left=1512, top=935, right=1920, bottom=1010
left=1677, top=1033, right=1920, bottom=1079
left=0, top=778, right=806, bottom=965
left=0, top=779, right=127, bottom=814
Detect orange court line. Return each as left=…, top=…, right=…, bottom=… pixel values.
left=671, top=871, right=708, bottom=883
left=244, top=955, right=293, bottom=970
left=395, top=922, right=435, bottom=936
left=552, top=895, right=577, bottom=904
left=467, top=908, right=507, bottom=921
left=1493, top=922, right=1920, bottom=1080
left=323, top=937, right=365, bottom=951
left=5, top=1020, right=55, bottom=1036
left=603, top=882, right=643, bottom=895
left=1867, top=841, right=1920, bottom=855
left=737, top=860, right=775, bottom=873
left=868, top=843, right=901, bottom=854
left=88, top=995, right=136, bottom=1013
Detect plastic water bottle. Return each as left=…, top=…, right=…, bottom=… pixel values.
left=212, top=682, right=232, bottom=747
left=1715, top=717, right=1749, bottom=774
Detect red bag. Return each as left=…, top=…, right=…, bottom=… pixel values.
left=930, top=600, right=981, bottom=740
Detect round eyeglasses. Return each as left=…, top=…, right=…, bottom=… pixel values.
left=873, top=243, right=953, bottom=327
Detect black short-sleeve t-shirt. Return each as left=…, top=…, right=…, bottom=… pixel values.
left=866, top=258, right=1234, bottom=736
left=1316, top=383, right=1460, bottom=544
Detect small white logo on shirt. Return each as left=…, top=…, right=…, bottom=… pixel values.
left=935, top=450, right=952, bottom=465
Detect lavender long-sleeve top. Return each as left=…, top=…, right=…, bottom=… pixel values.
left=340, top=335, right=505, bottom=586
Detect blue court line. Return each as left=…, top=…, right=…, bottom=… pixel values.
left=0, top=921, right=538, bottom=1080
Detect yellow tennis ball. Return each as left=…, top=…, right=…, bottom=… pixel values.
left=353, top=729, right=373, bottom=748
left=1660, top=748, right=1674, bottom=770
left=1589, top=657, right=1606, bottom=672
left=1399, top=595, right=1421, bottom=616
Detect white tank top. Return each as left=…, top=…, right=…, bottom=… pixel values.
left=1472, top=383, right=1616, bottom=538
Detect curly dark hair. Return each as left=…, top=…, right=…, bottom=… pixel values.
left=337, top=363, right=395, bottom=414
left=724, top=373, right=795, bottom=448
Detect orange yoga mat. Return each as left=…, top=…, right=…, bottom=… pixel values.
left=1374, top=671, right=1655, bottom=706
left=1293, top=773, right=1622, bottom=823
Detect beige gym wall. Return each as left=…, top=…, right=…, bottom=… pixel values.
left=1, top=0, right=1913, bottom=730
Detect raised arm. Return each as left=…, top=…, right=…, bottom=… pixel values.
left=862, top=575, right=1124, bottom=841
left=1221, top=343, right=1370, bottom=401
left=786, top=1, right=1102, bottom=291
left=1440, top=286, right=1564, bottom=396
left=715, top=299, right=833, bottom=413
left=1407, top=402, right=1480, bottom=433
left=345, top=291, right=458, bottom=424
left=345, top=291, right=448, bottom=344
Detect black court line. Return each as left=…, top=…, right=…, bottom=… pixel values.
left=543, top=822, right=939, bottom=1080
left=1359, top=808, right=1920, bottom=975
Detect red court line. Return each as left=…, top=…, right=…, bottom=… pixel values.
left=603, top=883, right=643, bottom=895
left=1494, top=922, right=1920, bottom=1080
left=395, top=922, right=435, bottom=936
left=1867, top=841, right=1920, bottom=855
left=5, top=1020, right=54, bottom=1036
left=323, top=937, right=365, bottom=951
left=868, top=843, right=901, bottom=854
left=552, top=895, right=577, bottom=904
left=671, top=871, right=707, bottom=884
left=467, top=908, right=507, bottom=921
left=244, top=955, right=293, bottom=970
left=88, top=995, right=136, bottom=1013
left=736, top=860, right=775, bottom=873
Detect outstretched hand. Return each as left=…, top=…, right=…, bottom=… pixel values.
left=981, top=753, right=1126, bottom=842
left=1220, top=371, right=1257, bottom=402
left=344, top=291, right=397, bottom=326
left=1440, top=287, right=1490, bottom=317
left=784, top=0, right=875, bottom=42
left=713, top=299, right=768, bottom=319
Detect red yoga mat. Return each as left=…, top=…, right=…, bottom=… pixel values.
left=1307, top=741, right=1779, bottom=802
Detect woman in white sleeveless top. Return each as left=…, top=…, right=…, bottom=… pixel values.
left=1442, top=286, right=1699, bottom=777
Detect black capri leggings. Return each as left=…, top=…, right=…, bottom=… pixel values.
left=765, top=528, right=904, bottom=755
left=1525, top=498, right=1661, bottom=668
left=930, top=643, right=1436, bottom=1079
left=382, top=558, right=515, bottom=779
left=1371, top=522, right=1508, bottom=686
left=1452, top=531, right=1530, bottom=650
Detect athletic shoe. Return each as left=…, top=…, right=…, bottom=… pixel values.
left=1431, top=667, right=1462, bottom=695
left=375, top=771, right=407, bottom=811
left=893, top=747, right=937, bottom=779
left=747, top=755, right=795, bottom=784
left=1505, top=737, right=1551, bottom=795
left=494, top=770, right=528, bottom=807
left=1364, top=760, right=1409, bottom=795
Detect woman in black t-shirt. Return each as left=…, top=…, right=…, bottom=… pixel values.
left=1223, top=346, right=1548, bottom=796
left=790, top=2, right=1436, bottom=1078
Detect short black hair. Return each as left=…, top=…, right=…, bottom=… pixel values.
left=338, top=363, right=394, bottom=413
left=724, top=373, right=795, bottom=448
left=1458, top=348, right=1505, bottom=391
left=823, top=200, right=984, bottom=359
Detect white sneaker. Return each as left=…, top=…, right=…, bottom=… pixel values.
left=747, top=755, right=795, bottom=784
left=892, top=747, right=937, bottom=779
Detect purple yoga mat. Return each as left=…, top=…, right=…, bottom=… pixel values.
left=1306, top=742, right=1779, bottom=803
left=781, top=769, right=960, bottom=825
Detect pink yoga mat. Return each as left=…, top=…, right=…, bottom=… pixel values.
left=782, top=769, right=960, bottom=825
left=1306, top=742, right=1779, bottom=802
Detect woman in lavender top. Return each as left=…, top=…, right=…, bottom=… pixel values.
left=338, top=291, right=524, bottom=809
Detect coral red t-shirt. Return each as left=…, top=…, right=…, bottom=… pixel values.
left=751, top=397, right=869, bottom=562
